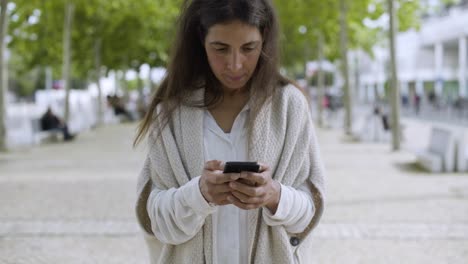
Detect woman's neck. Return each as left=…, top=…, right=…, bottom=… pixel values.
left=222, top=85, right=248, bottom=97
left=207, top=87, right=250, bottom=133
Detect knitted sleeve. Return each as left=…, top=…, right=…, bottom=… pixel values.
left=146, top=175, right=216, bottom=244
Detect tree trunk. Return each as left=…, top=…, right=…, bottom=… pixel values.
left=137, top=68, right=144, bottom=97
left=137, top=68, right=145, bottom=119
left=0, top=0, right=8, bottom=151
left=148, top=67, right=154, bottom=91
left=339, top=0, right=352, bottom=135
left=120, top=68, right=128, bottom=97
left=45, top=67, right=52, bottom=90
left=388, top=0, right=401, bottom=150
left=354, top=53, right=361, bottom=103
left=62, top=1, right=74, bottom=123
left=317, top=32, right=325, bottom=128
left=94, top=37, right=103, bottom=126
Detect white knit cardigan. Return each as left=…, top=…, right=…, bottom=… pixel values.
left=136, top=84, right=325, bottom=264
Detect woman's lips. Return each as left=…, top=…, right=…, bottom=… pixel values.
left=226, top=75, right=245, bottom=82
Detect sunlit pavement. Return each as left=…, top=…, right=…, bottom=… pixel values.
left=1, top=121, right=467, bottom=263
left=311, top=122, right=468, bottom=264
left=0, top=123, right=149, bottom=264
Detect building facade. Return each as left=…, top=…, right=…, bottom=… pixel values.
left=357, top=3, right=468, bottom=104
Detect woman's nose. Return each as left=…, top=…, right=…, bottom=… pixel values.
left=227, top=51, right=243, bottom=71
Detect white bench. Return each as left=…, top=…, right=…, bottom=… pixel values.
left=350, top=114, right=367, bottom=141
left=351, top=113, right=399, bottom=143
left=456, top=130, right=468, bottom=172
left=30, top=118, right=62, bottom=144
left=416, top=127, right=456, bottom=173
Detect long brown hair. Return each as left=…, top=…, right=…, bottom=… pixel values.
left=134, top=0, right=290, bottom=146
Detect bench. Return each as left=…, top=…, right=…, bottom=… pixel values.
left=30, top=118, right=62, bottom=144
left=351, top=113, right=401, bottom=143
left=416, top=127, right=456, bottom=172
left=456, top=130, right=468, bottom=172
left=350, top=114, right=367, bottom=141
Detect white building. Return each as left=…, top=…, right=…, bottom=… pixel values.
left=357, top=3, right=468, bottom=103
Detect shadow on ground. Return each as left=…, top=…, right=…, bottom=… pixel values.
left=393, top=161, right=432, bottom=174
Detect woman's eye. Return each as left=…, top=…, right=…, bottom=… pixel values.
left=215, top=48, right=228, bottom=52
left=243, top=46, right=255, bottom=52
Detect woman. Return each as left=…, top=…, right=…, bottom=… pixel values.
left=134, top=0, right=325, bottom=263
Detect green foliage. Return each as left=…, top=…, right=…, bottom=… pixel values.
left=6, top=0, right=425, bottom=94
left=13, top=70, right=37, bottom=97
left=125, top=78, right=142, bottom=91
left=398, top=0, right=422, bottom=31
left=274, top=0, right=422, bottom=73
left=309, top=72, right=335, bottom=87
left=8, top=0, right=182, bottom=87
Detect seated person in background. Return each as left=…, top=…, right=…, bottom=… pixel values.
left=40, top=107, right=75, bottom=141
left=106, top=95, right=134, bottom=121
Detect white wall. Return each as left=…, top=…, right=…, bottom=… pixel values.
left=6, top=88, right=113, bottom=149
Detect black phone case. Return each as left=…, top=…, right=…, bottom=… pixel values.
left=223, top=161, right=260, bottom=173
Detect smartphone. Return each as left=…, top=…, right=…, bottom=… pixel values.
left=223, top=161, right=260, bottom=173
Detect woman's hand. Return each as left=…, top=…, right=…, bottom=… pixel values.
left=227, top=163, right=281, bottom=214
left=199, top=160, right=240, bottom=206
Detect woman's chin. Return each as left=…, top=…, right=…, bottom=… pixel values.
left=221, top=81, right=249, bottom=92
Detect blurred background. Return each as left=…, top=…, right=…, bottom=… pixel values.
left=0, top=0, right=467, bottom=263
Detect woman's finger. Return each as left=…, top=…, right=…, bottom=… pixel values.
left=257, top=162, right=270, bottom=173
left=207, top=182, right=231, bottom=193
left=205, top=170, right=239, bottom=184
left=239, top=172, right=267, bottom=185
left=204, top=160, right=224, bottom=171
left=212, top=193, right=232, bottom=206
left=229, top=181, right=264, bottom=197
left=227, top=195, right=262, bottom=210
left=231, top=191, right=262, bottom=204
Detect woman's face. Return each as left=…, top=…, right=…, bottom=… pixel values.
left=204, top=20, right=263, bottom=93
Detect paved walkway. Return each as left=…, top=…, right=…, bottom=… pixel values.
left=0, top=122, right=467, bottom=263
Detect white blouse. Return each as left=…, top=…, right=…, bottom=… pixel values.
left=148, top=105, right=315, bottom=264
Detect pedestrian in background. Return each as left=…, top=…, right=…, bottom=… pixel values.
left=106, top=95, right=134, bottom=121
left=40, top=107, right=75, bottom=141
left=414, top=93, right=421, bottom=114
left=133, top=0, right=325, bottom=263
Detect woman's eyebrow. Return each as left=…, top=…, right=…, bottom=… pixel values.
left=209, top=41, right=229, bottom=46
left=209, top=40, right=261, bottom=46
left=243, top=41, right=260, bottom=46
